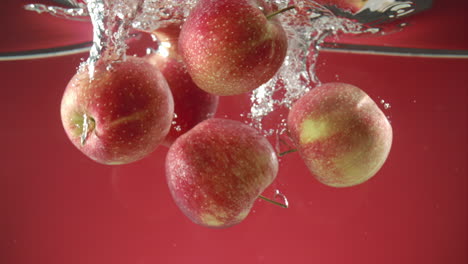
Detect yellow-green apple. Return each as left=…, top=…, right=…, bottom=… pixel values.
left=60, top=57, right=174, bottom=165
left=166, top=118, right=278, bottom=228
left=179, top=0, right=288, bottom=96
left=146, top=24, right=219, bottom=146
left=287, top=82, right=392, bottom=187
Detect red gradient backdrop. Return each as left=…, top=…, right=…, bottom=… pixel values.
left=1, top=1, right=467, bottom=264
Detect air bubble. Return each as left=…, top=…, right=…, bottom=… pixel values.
left=380, top=99, right=391, bottom=109
left=274, top=189, right=289, bottom=208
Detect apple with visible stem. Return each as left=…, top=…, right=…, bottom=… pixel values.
left=146, top=24, right=219, bottom=146
left=287, top=82, right=392, bottom=187
left=60, top=56, right=174, bottom=165
left=166, top=118, right=280, bottom=228
left=179, top=0, right=290, bottom=96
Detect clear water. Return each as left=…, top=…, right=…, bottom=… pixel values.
left=25, top=0, right=418, bottom=135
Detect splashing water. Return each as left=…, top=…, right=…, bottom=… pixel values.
left=26, top=0, right=409, bottom=134
left=84, top=0, right=148, bottom=78
left=249, top=0, right=378, bottom=135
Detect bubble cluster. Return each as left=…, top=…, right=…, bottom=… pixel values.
left=249, top=0, right=373, bottom=135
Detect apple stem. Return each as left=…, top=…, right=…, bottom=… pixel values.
left=258, top=195, right=288, bottom=208
left=266, top=5, right=296, bottom=20
left=278, top=148, right=298, bottom=157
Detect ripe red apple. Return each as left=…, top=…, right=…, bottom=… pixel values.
left=166, top=118, right=278, bottom=228
left=179, top=0, right=288, bottom=96
left=287, top=82, right=392, bottom=187
left=146, top=24, right=219, bottom=146
left=60, top=56, right=174, bottom=165
left=317, top=0, right=368, bottom=13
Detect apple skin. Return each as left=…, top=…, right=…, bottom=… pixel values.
left=166, top=118, right=278, bottom=228
left=287, top=82, right=392, bottom=187
left=178, top=0, right=288, bottom=96
left=146, top=24, right=219, bottom=146
left=60, top=56, right=174, bottom=165
left=318, top=0, right=368, bottom=13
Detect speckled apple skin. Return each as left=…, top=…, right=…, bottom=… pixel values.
left=320, top=0, right=367, bottom=13
left=166, top=118, right=278, bottom=228
left=179, top=0, right=288, bottom=96
left=60, top=57, right=174, bottom=165
left=287, top=83, right=392, bottom=187
left=147, top=25, right=219, bottom=146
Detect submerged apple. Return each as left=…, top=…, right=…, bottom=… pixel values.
left=147, top=24, right=219, bottom=146
left=166, top=118, right=278, bottom=228
left=60, top=57, right=174, bottom=165
left=179, top=0, right=288, bottom=96
left=287, top=82, right=392, bottom=187
left=317, top=0, right=368, bottom=13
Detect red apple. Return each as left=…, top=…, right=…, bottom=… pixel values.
left=166, top=118, right=278, bottom=228
left=287, top=82, right=392, bottom=187
left=179, top=0, right=288, bottom=96
left=60, top=56, right=174, bottom=165
left=146, top=24, right=219, bottom=146
left=317, top=0, right=368, bottom=13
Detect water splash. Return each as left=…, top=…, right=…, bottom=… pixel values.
left=131, top=0, right=197, bottom=33
left=249, top=0, right=377, bottom=135
left=26, top=0, right=398, bottom=134
left=82, top=0, right=147, bottom=78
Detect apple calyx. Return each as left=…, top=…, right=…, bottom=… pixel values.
left=80, top=113, right=96, bottom=146
left=258, top=194, right=289, bottom=208
left=266, top=5, right=296, bottom=19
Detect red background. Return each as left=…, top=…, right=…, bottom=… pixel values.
left=1, top=1, right=467, bottom=263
